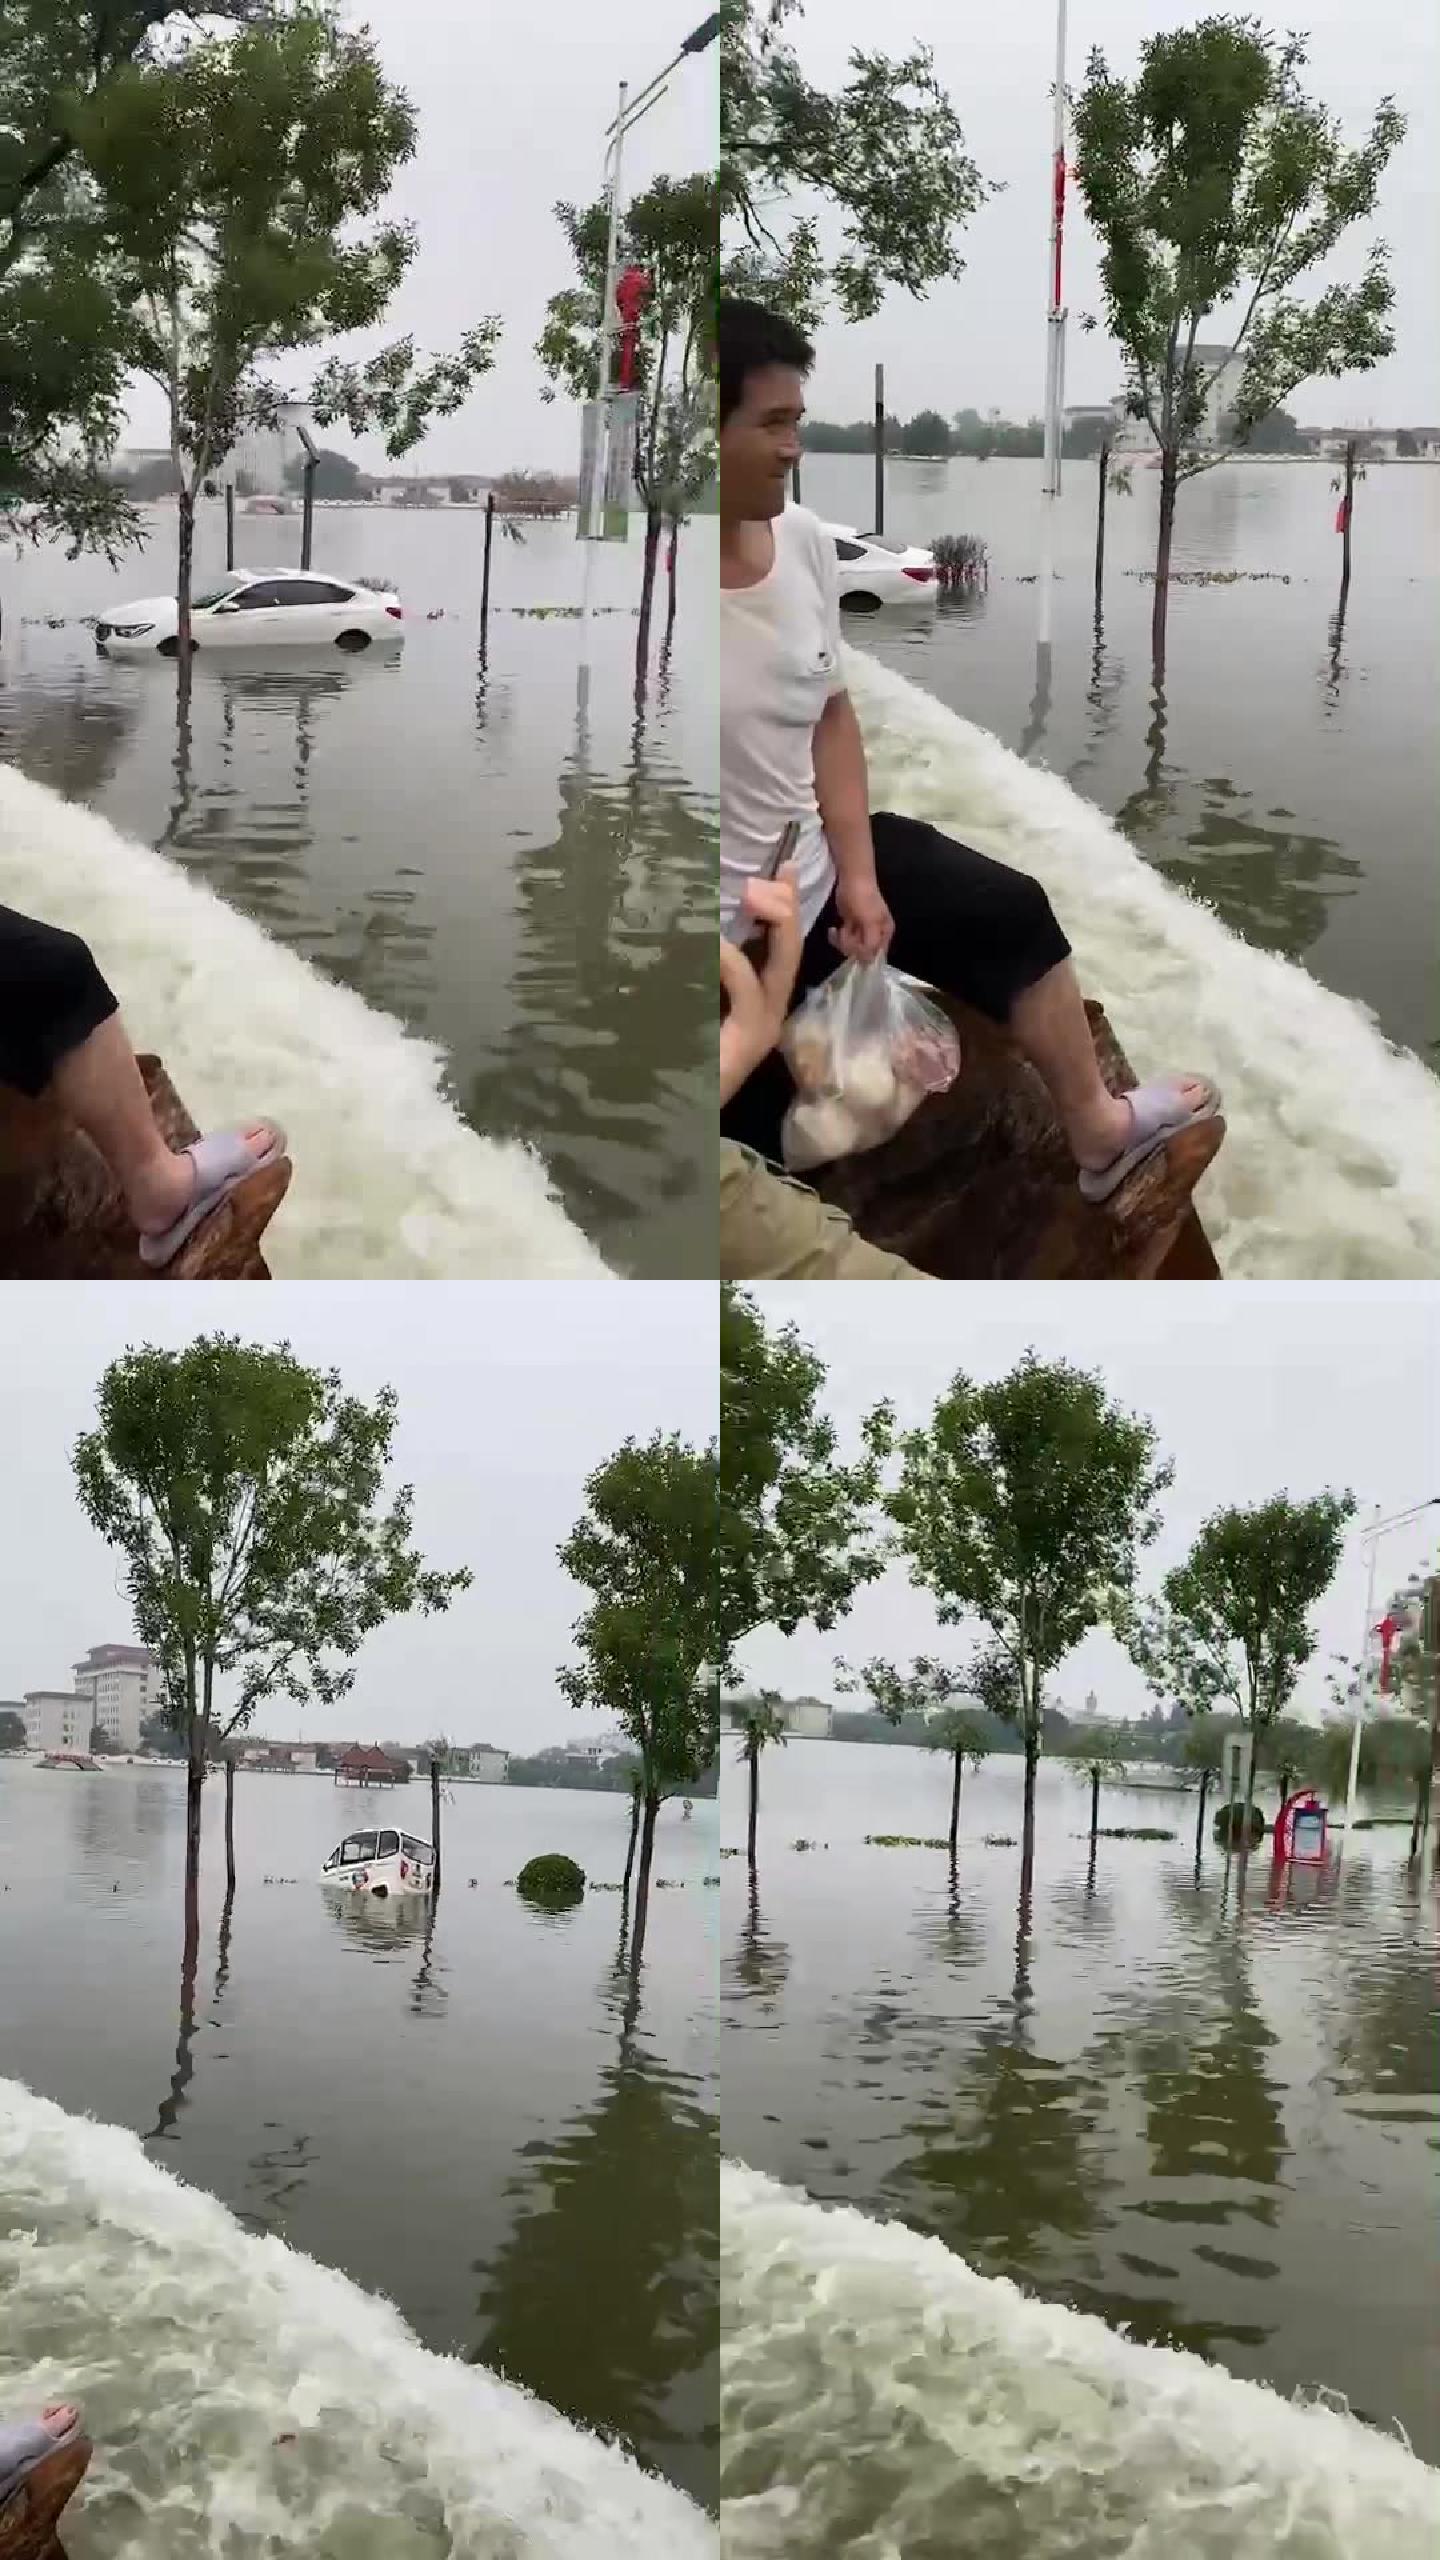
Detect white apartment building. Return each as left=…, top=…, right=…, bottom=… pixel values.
left=782, top=1699, right=833, bottom=1741
left=73, top=1644, right=159, bottom=1753
left=454, top=1745, right=509, bottom=1782
left=24, top=1691, right=90, bottom=1753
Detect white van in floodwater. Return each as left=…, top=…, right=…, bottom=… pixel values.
left=320, top=1826, right=435, bottom=1899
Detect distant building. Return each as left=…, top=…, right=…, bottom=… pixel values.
left=335, top=1744, right=406, bottom=1787
left=24, top=1691, right=90, bottom=1753
left=452, top=1745, right=509, bottom=1782
left=73, top=1644, right=159, bottom=1753
left=781, top=1698, right=833, bottom=1740
left=1187, top=343, right=1247, bottom=446
left=563, top=1735, right=616, bottom=1767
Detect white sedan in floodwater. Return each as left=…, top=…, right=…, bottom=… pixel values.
left=94, top=567, right=405, bottom=656
left=823, top=523, right=938, bottom=612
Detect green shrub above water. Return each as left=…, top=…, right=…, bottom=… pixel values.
left=516, top=1853, right=586, bottom=1907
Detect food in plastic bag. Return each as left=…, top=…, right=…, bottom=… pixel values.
left=779, top=958, right=961, bottom=1172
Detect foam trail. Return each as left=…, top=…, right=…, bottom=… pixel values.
left=849, top=649, right=1440, bottom=1278
left=0, top=765, right=610, bottom=1278
left=0, top=2080, right=714, bottom=2556
left=721, top=2160, right=1440, bottom=2559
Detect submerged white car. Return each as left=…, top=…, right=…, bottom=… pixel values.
left=823, top=523, right=937, bottom=611
left=320, top=1826, right=435, bottom=1900
left=95, top=567, right=404, bottom=656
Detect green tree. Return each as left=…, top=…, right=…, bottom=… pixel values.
left=1394, top=426, right=1418, bottom=458
left=1119, top=1491, right=1356, bottom=1843
left=72, top=1335, right=471, bottom=1954
left=1236, top=404, right=1307, bottom=453
left=89, top=1721, right=111, bottom=1755
left=0, top=1708, right=26, bottom=1751
left=140, top=1706, right=187, bottom=1758
left=537, top=170, right=715, bottom=678
left=1072, top=17, right=1404, bottom=676
left=77, top=7, right=499, bottom=660
left=900, top=408, right=952, bottom=457
left=719, top=1285, right=886, bottom=1681
left=737, top=1690, right=786, bottom=1870
left=720, top=0, right=992, bottom=326
left=558, top=1432, right=716, bottom=1950
left=1, top=0, right=271, bottom=559
left=888, top=1355, right=1172, bottom=1890
left=1063, top=1725, right=1130, bottom=1853
left=843, top=1654, right=991, bottom=1859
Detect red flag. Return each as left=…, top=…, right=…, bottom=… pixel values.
left=1374, top=1614, right=1403, bottom=1692
left=1335, top=498, right=1350, bottom=535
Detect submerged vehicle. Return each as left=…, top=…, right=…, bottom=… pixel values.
left=320, top=1826, right=436, bottom=1899
left=95, top=567, right=404, bottom=657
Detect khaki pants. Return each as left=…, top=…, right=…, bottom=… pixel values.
left=720, top=1142, right=931, bottom=1281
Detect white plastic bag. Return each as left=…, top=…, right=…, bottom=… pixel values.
left=779, top=958, right=961, bottom=1173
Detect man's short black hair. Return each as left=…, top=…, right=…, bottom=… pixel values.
left=718, top=297, right=814, bottom=426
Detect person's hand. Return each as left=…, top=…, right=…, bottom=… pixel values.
left=831, top=872, right=894, bottom=964
left=720, top=870, right=803, bottom=1104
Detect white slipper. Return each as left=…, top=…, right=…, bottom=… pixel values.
left=137, top=1121, right=288, bottom=1268
left=1077, top=1077, right=1221, bottom=1204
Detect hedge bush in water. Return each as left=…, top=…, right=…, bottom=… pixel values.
left=516, top=1853, right=586, bottom=1905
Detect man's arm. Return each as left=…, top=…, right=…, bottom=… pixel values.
left=813, top=691, right=893, bottom=960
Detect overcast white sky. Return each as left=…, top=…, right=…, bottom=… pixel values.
left=736, top=1284, right=1439, bottom=1727
left=123, top=0, right=719, bottom=471
left=761, top=0, right=1439, bottom=430
left=0, top=1285, right=714, bottom=1752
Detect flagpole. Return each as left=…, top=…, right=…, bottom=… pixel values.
left=1037, top=0, right=1069, bottom=654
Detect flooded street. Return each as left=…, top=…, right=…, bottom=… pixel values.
left=0, top=1762, right=719, bottom=2524
left=720, top=1741, right=1440, bottom=2520
left=0, top=506, right=716, bottom=1274
left=806, top=455, right=1439, bottom=1067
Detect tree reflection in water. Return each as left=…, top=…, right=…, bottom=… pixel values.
left=468, top=1921, right=717, bottom=2512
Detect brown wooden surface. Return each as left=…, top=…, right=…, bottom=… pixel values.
left=812, top=996, right=1223, bottom=1280
left=0, top=1058, right=289, bottom=1280
left=0, top=2435, right=92, bottom=2560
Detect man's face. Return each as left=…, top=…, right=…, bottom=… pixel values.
left=720, top=363, right=805, bottom=521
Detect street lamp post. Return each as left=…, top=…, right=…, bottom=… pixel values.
left=578, top=16, right=720, bottom=652
left=1342, top=1496, right=1440, bottom=1845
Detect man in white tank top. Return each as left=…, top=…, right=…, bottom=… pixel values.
left=718, top=297, right=1218, bottom=1208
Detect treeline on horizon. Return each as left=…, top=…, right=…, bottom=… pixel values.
left=801, top=406, right=1314, bottom=461
left=724, top=1695, right=1427, bottom=1790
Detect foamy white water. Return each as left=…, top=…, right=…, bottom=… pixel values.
left=0, top=765, right=610, bottom=1278
left=0, top=2080, right=713, bottom=2556
left=721, top=2160, right=1440, bottom=2559
left=849, top=649, right=1440, bottom=1278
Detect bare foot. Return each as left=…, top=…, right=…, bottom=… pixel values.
left=128, top=1123, right=275, bottom=1239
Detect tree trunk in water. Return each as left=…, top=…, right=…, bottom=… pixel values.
left=1239, top=1734, right=1259, bottom=1858
left=662, top=519, right=680, bottom=650
left=183, top=1748, right=204, bottom=1974
left=1151, top=449, right=1179, bottom=682
left=223, top=1757, right=236, bottom=1896
left=1338, top=439, right=1356, bottom=611
left=1194, top=1766, right=1212, bottom=1874
left=1094, top=440, right=1109, bottom=612
left=631, top=1788, right=660, bottom=1958
left=747, top=1743, right=759, bottom=1872
left=1020, top=1734, right=1039, bottom=1901
left=634, top=508, right=663, bottom=694
left=948, top=1749, right=962, bottom=1859
left=430, top=1757, right=443, bottom=1903
left=621, top=1786, right=641, bottom=1896
left=1089, top=1767, right=1100, bottom=1850
left=176, top=486, right=196, bottom=669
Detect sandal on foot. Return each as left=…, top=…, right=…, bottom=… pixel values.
left=1077, top=1077, right=1220, bottom=1205
left=138, top=1121, right=287, bottom=1269
left=0, top=2410, right=85, bottom=2511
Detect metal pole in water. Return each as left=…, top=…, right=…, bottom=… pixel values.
left=430, top=1754, right=443, bottom=1903
left=225, top=482, right=235, bottom=573
left=873, top=364, right=885, bottom=535
left=1037, top=0, right=1069, bottom=653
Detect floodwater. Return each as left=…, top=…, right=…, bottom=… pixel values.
left=0, top=505, right=717, bottom=1275
left=804, top=454, right=1439, bottom=1067
left=0, top=1761, right=719, bottom=2541
left=720, top=1740, right=1440, bottom=2553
